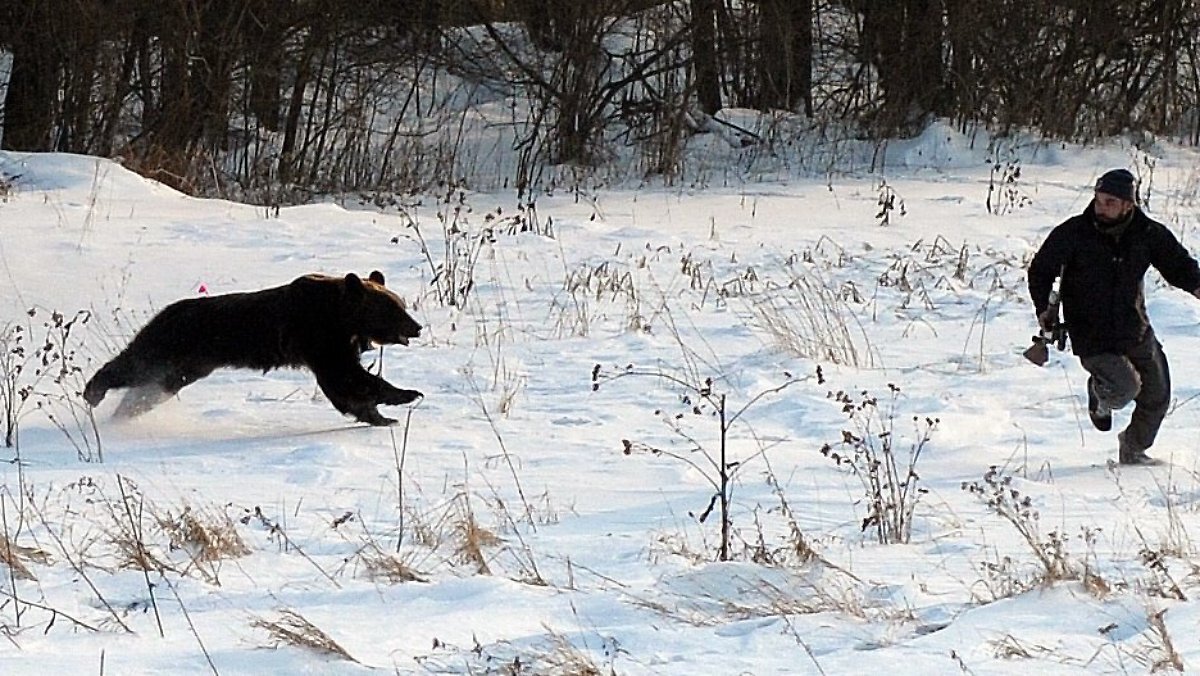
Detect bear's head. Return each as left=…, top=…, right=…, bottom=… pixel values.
left=344, top=271, right=422, bottom=348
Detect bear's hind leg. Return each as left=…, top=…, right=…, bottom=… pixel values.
left=113, top=384, right=173, bottom=418
left=111, top=364, right=213, bottom=418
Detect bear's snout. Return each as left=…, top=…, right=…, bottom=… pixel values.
left=378, top=318, right=421, bottom=346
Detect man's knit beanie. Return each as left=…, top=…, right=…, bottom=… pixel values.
left=1095, top=169, right=1137, bottom=202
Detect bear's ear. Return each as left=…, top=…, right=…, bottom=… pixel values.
left=368, top=270, right=386, bottom=286
left=344, top=272, right=365, bottom=298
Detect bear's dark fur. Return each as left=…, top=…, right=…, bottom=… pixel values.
left=84, top=271, right=423, bottom=425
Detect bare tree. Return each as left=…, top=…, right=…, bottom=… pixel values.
left=1, top=1, right=64, bottom=151
left=858, top=0, right=946, bottom=135
left=754, top=0, right=813, bottom=115
left=690, top=0, right=722, bottom=114
left=4, top=0, right=1200, bottom=197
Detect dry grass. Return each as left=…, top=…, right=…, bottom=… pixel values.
left=415, top=626, right=609, bottom=675
left=107, top=517, right=173, bottom=574
left=0, top=535, right=50, bottom=581
left=538, top=628, right=607, bottom=676
left=1145, top=607, right=1183, bottom=673
left=989, top=634, right=1062, bottom=661
left=454, top=496, right=501, bottom=575
left=252, top=609, right=359, bottom=663
left=0, top=171, right=14, bottom=201
left=98, top=490, right=252, bottom=587
left=355, top=541, right=428, bottom=584
left=557, top=260, right=643, bottom=337
left=158, top=503, right=251, bottom=563
left=747, top=270, right=869, bottom=367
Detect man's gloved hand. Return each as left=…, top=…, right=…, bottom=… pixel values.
left=1037, top=308, right=1058, bottom=332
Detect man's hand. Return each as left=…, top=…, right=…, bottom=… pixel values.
left=1037, top=308, right=1058, bottom=332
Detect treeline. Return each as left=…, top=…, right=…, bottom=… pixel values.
left=1, top=1, right=1198, bottom=198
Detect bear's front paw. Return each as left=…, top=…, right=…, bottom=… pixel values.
left=357, top=408, right=398, bottom=426
left=83, top=381, right=106, bottom=407
left=382, top=389, right=423, bottom=406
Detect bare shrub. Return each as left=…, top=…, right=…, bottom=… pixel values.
left=986, top=147, right=1032, bottom=216
left=1, top=309, right=102, bottom=461
left=33, top=310, right=103, bottom=462
left=971, top=555, right=1037, bottom=603
left=0, top=319, right=33, bottom=450
left=963, top=467, right=1077, bottom=583
left=594, top=355, right=811, bottom=561
left=396, top=187, right=551, bottom=311
left=820, top=384, right=937, bottom=545
left=874, top=179, right=906, bottom=226
left=116, top=144, right=211, bottom=196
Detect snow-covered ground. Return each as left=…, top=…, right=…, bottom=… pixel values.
left=1, top=127, right=1200, bottom=674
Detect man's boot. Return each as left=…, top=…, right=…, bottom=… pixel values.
left=1118, top=430, right=1159, bottom=466
left=1088, top=378, right=1112, bottom=432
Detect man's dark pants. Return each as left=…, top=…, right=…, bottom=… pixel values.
left=1080, top=331, right=1170, bottom=454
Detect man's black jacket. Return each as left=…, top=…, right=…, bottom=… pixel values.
left=1028, top=201, right=1200, bottom=357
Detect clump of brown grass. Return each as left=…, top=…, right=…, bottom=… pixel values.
left=107, top=511, right=173, bottom=574
left=1146, top=607, right=1183, bottom=672
left=747, top=259, right=872, bottom=367
left=252, top=609, right=359, bottom=663
left=0, top=535, right=50, bottom=581
left=0, top=168, right=16, bottom=202
left=158, top=503, right=251, bottom=563
left=539, top=627, right=607, bottom=676
left=356, top=541, right=428, bottom=584
left=415, top=627, right=610, bottom=675
left=100, top=488, right=251, bottom=587
left=454, top=495, right=501, bottom=574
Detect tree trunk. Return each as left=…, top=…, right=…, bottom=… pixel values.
left=690, top=0, right=722, bottom=114
left=862, top=0, right=945, bottom=135
left=155, top=4, right=197, bottom=154
left=247, top=2, right=285, bottom=132
left=790, top=0, right=813, bottom=116
left=945, top=0, right=977, bottom=129
left=58, top=7, right=102, bottom=153
left=754, top=0, right=812, bottom=114
left=280, top=21, right=325, bottom=184
left=905, top=0, right=946, bottom=117
left=192, top=0, right=245, bottom=151
left=2, top=7, right=60, bottom=151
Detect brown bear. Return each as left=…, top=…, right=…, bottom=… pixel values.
left=83, top=271, right=423, bottom=426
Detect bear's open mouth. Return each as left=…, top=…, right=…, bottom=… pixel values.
left=370, top=335, right=410, bottom=347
